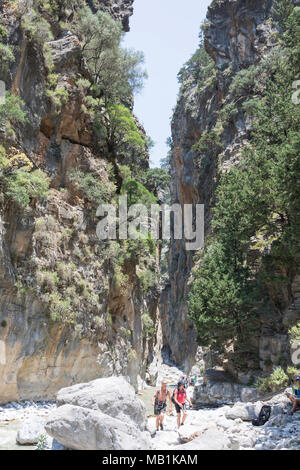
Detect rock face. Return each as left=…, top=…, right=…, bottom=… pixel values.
left=45, top=377, right=151, bottom=450
left=0, top=0, right=161, bottom=404
left=161, top=0, right=300, bottom=380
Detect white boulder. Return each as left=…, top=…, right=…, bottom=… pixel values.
left=45, top=404, right=151, bottom=450
left=16, top=417, right=46, bottom=445
left=46, top=376, right=151, bottom=450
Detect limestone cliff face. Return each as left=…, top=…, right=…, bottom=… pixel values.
left=162, top=0, right=300, bottom=378
left=0, top=0, right=161, bottom=403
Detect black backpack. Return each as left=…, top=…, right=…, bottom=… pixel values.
left=252, top=405, right=272, bottom=426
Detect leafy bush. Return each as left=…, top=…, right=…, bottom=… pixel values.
left=22, top=7, right=53, bottom=43
left=121, top=178, right=157, bottom=207
left=47, top=292, right=74, bottom=324
left=289, top=322, right=300, bottom=343
left=0, top=92, right=27, bottom=131
left=255, top=367, right=289, bottom=393
left=142, top=312, right=155, bottom=338
left=137, top=268, right=157, bottom=293
left=0, top=22, right=15, bottom=72
left=69, top=169, right=116, bottom=205
left=5, top=168, right=50, bottom=208
left=143, top=168, right=171, bottom=196
left=178, top=43, right=216, bottom=89
left=36, top=270, right=59, bottom=292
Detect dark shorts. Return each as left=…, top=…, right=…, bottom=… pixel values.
left=154, top=399, right=167, bottom=416
left=175, top=402, right=187, bottom=414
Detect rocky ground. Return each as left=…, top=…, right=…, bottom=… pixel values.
left=1, top=377, right=300, bottom=450
left=148, top=390, right=300, bottom=451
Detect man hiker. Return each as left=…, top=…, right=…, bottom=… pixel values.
left=286, top=377, right=300, bottom=415
left=173, top=381, right=193, bottom=429
left=152, top=380, right=172, bottom=432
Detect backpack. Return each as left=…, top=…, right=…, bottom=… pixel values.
left=252, top=405, right=272, bottom=426
left=171, top=388, right=186, bottom=404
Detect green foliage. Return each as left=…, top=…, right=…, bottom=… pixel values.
left=36, top=270, right=59, bottom=292
left=137, top=268, right=157, bottom=293
left=22, top=7, right=54, bottom=43
left=289, top=322, right=300, bottom=343
left=142, top=312, right=155, bottom=338
left=0, top=30, right=15, bottom=73
left=48, top=291, right=74, bottom=324
left=142, top=168, right=171, bottom=196
left=35, top=435, right=47, bottom=451
left=69, top=169, right=116, bottom=205
left=5, top=168, right=50, bottom=208
left=0, top=92, right=27, bottom=132
left=189, top=2, right=300, bottom=353
left=121, top=178, right=157, bottom=207
left=255, top=367, right=289, bottom=393
left=189, top=242, right=252, bottom=348
left=73, top=7, right=146, bottom=102
left=96, top=103, right=146, bottom=157
left=178, top=44, right=216, bottom=89
left=192, top=128, right=222, bottom=157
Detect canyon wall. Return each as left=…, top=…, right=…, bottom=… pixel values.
left=0, top=0, right=161, bottom=403
left=161, top=0, right=300, bottom=381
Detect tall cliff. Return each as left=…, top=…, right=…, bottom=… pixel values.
left=0, top=0, right=161, bottom=403
left=162, top=0, right=300, bottom=384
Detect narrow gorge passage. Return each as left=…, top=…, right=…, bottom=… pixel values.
left=0, top=0, right=300, bottom=452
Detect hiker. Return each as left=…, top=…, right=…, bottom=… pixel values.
left=286, top=377, right=300, bottom=415
left=173, top=381, right=193, bottom=429
left=152, top=380, right=172, bottom=432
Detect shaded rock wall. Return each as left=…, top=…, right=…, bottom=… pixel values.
left=161, top=0, right=300, bottom=377
left=0, top=0, right=161, bottom=403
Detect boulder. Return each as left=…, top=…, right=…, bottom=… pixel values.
left=176, top=428, right=230, bottom=450
left=45, top=404, right=151, bottom=451
left=225, top=402, right=262, bottom=421
left=16, top=417, right=46, bottom=445
left=46, top=376, right=151, bottom=450
left=178, top=424, right=203, bottom=443
left=151, top=431, right=181, bottom=449
left=56, top=376, right=146, bottom=430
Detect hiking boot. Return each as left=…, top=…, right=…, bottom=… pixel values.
left=160, top=423, right=164, bottom=431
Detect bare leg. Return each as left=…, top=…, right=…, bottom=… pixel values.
left=156, top=415, right=160, bottom=430
left=177, top=412, right=181, bottom=428
left=287, top=393, right=295, bottom=404
left=182, top=410, right=187, bottom=425
left=291, top=398, right=300, bottom=415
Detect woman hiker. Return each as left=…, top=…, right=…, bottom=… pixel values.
left=173, top=380, right=193, bottom=429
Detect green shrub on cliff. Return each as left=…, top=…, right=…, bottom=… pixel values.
left=5, top=168, right=50, bottom=208
left=0, top=92, right=27, bottom=132
left=0, top=22, right=15, bottom=72
left=69, top=169, right=116, bottom=206
left=178, top=41, right=216, bottom=89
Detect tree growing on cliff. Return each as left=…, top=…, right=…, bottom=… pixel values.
left=94, top=103, right=146, bottom=191
left=73, top=8, right=147, bottom=103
